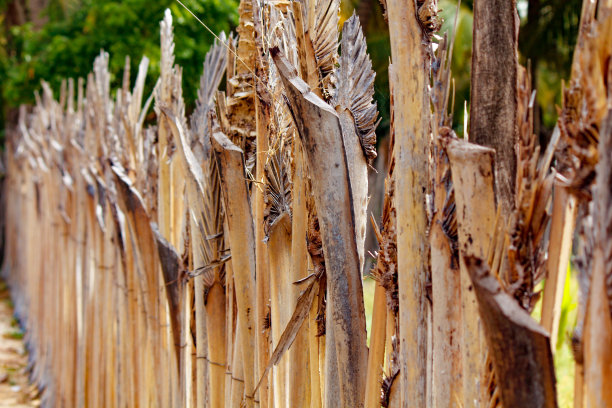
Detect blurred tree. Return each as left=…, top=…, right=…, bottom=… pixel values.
left=519, top=0, right=581, bottom=142
left=0, top=0, right=238, bottom=141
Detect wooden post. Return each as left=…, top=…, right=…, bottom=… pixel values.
left=272, top=48, right=369, bottom=408
left=212, top=131, right=257, bottom=407
left=385, top=0, right=430, bottom=402
left=470, top=0, right=519, bottom=214
left=540, top=187, right=577, bottom=352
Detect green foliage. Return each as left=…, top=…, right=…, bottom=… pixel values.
left=519, top=0, right=581, bottom=75
left=0, top=0, right=238, bottom=134
left=439, top=0, right=473, bottom=135
left=519, top=0, right=581, bottom=131
left=555, top=264, right=579, bottom=407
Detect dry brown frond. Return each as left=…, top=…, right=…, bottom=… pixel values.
left=417, top=0, right=442, bottom=36
left=334, top=13, right=379, bottom=164
left=191, top=34, right=228, bottom=149
left=506, top=67, right=553, bottom=311
left=312, top=0, right=340, bottom=97
left=371, top=71, right=398, bottom=316
left=555, top=17, right=612, bottom=200
left=264, top=142, right=292, bottom=239
left=370, top=175, right=398, bottom=315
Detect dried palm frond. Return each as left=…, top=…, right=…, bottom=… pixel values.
left=312, top=0, right=340, bottom=97
left=267, top=6, right=300, bottom=139
left=268, top=6, right=300, bottom=71
left=92, top=51, right=123, bottom=162
left=264, top=141, right=292, bottom=239
left=506, top=67, right=554, bottom=311
left=139, top=127, right=158, bottom=215
left=155, top=9, right=187, bottom=155
left=416, top=0, right=442, bottom=37
left=371, top=129, right=398, bottom=315
left=191, top=34, right=228, bottom=150
left=334, top=13, right=379, bottom=164
left=159, top=9, right=176, bottom=104
left=186, top=38, right=229, bottom=286
left=555, top=17, right=611, bottom=200
left=170, top=104, right=226, bottom=288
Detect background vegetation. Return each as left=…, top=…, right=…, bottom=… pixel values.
left=1, top=0, right=580, bottom=144
left=0, top=0, right=239, bottom=141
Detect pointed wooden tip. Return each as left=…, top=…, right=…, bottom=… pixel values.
left=211, top=131, right=243, bottom=154
left=463, top=254, right=550, bottom=337
left=269, top=47, right=310, bottom=95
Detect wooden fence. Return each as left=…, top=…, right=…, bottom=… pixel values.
left=2, top=1, right=612, bottom=407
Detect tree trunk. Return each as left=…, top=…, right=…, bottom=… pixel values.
left=470, top=0, right=519, bottom=215
left=385, top=1, right=430, bottom=404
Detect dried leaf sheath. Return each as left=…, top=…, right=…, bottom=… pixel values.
left=430, top=128, right=461, bottom=408
left=162, top=107, right=227, bottom=408
left=264, top=143, right=294, bottom=407
left=212, top=131, right=257, bottom=407
left=271, top=47, right=368, bottom=408
left=443, top=136, right=496, bottom=407
left=463, top=256, right=557, bottom=408
left=334, top=13, right=379, bottom=274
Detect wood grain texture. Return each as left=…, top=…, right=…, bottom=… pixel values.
left=212, top=131, right=257, bottom=407
left=385, top=1, right=430, bottom=405
left=464, top=255, right=557, bottom=408
left=470, top=0, right=519, bottom=214
left=271, top=48, right=368, bottom=408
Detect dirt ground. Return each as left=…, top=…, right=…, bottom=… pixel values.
left=0, top=281, right=39, bottom=407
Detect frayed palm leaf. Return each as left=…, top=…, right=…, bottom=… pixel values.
left=555, top=17, right=611, bottom=200
left=334, top=13, right=379, bottom=164
left=416, top=0, right=442, bottom=36
left=264, top=141, right=292, bottom=239
left=313, top=0, right=340, bottom=97
left=370, top=127, right=398, bottom=315
left=506, top=67, right=554, bottom=311
left=191, top=33, right=228, bottom=151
